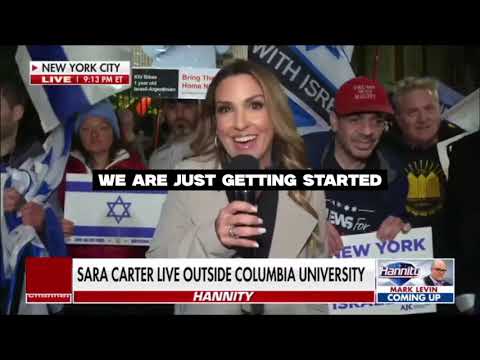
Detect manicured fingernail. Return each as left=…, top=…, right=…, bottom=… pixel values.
left=251, top=206, right=258, bottom=212
left=258, top=218, right=263, bottom=224
left=253, top=242, right=259, bottom=248
left=258, top=227, right=266, bottom=234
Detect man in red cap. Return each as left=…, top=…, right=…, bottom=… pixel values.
left=303, top=77, right=410, bottom=255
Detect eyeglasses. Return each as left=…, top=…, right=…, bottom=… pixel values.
left=433, top=268, right=447, bottom=272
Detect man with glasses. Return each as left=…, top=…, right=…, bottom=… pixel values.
left=424, top=260, right=451, bottom=286
left=303, top=77, right=410, bottom=255
left=149, top=99, right=202, bottom=169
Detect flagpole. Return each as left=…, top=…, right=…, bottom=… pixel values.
left=372, top=46, right=380, bottom=80
left=154, top=110, right=162, bottom=149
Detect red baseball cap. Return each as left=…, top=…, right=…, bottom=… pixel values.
left=334, top=77, right=393, bottom=116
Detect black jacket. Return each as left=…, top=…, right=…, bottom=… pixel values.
left=303, top=131, right=408, bottom=235
left=381, top=120, right=465, bottom=257
left=423, top=275, right=452, bottom=286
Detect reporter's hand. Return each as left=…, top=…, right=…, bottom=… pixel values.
left=62, top=218, right=75, bottom=238
left=21, top=201, right=45, bottom=233
left=376, top=216, right=411, bottom=241
left=215, top=201, right=264, bottom=249
left=4, top=188, right=26, bottom=212
left=327, top=222, right=343, bottom=257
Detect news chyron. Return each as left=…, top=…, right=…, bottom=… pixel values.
left=29, top=61, right=131, bottom=86
left=376, top=259, right=455, bottom=304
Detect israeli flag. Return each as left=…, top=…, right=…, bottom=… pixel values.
left=64, top=174, right=167, bottom=247
left=248, top=45, right=355, bottom=135
left=1, top=46, right=132, bottom=314
left=444, top=88, right=479, bottom=132
left=13, top=45, right=132, bottom=204
left=437, top=80, right=464, bottom=114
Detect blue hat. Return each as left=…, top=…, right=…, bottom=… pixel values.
left=75, top=100, right=120, bottom=139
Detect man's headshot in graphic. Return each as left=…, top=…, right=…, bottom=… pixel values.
left=423, top=260, right=452, bottom=286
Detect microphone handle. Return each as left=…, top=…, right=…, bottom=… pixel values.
left=234, top=190, right=257, bottom=205
left=234, top=190, right=259, bottom=257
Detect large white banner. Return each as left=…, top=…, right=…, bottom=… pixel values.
left=445, top=88, right=479, bottom=132
left=64, top=174, right=167, bottom=246
left=329, top=227, right=436, bottom=315
left=248, top=45, right=355, bottom=135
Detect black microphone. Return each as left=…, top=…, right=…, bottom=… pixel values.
left=224, top=154, right=259, bottom=206
left=225, top=155, right=264, bottom=314
left=224, top=155, right=260, bottom=257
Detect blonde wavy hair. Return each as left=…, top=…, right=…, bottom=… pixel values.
left=191, top=59, right=318, bottom=221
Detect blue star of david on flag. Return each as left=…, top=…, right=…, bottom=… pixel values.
left=106, top=196, right=132, bottom=224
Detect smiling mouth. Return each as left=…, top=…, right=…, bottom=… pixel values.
left=354, top=141, right=375, bottom=150
left=232, top=135, right=257, bottom=150
left=234, top=135, right=257, bottom=143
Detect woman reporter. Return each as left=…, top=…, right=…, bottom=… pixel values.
left=147, top=60, right=330, bottom=315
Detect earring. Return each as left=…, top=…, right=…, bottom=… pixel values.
left=214, top=135, right=218, bottom=148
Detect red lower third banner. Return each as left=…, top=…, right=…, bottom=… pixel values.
left=73, top=291, right=375, bottom=303
left=26, top=257, right=73, bottom=304
left=26, top=257, right=377, bottom=304
left=26, top=290, right=374, bottom=304
left=30, top=74, right=130, bottom=85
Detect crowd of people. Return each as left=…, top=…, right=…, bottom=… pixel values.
left=1, top=58, right=478, bottom=315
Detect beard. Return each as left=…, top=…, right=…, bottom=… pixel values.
left=172, top=118, right=195, bottom=138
